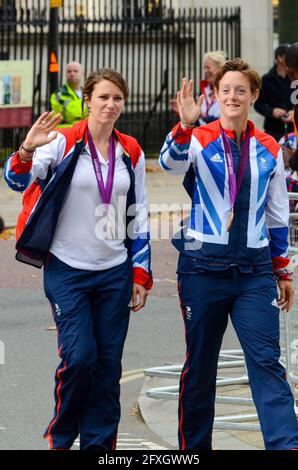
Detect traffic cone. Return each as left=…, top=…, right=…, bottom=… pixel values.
left=49, top=52, right=59, bottom=73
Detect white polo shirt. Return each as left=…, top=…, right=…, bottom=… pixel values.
left=49, top=141, right=130, bottom=270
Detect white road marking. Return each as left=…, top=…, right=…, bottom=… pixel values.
left=73, top=433, right=168, bottom=450
left=120, top=372, right=144, bottom=384
left=72, top=371, right=166, bottom=450
left=120, top=369, right=145, bottom=384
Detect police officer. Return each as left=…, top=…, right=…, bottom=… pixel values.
left=50, top=61, right=88, bottom=128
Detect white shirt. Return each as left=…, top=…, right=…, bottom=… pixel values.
left=74, top=88, right=83, bottom=99
left=200, top=83, right=220, bottom=125
left=49, top=141, right=131, bottom=270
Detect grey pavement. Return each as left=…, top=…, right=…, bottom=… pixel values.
left=0, top=161, right=265, bottom=450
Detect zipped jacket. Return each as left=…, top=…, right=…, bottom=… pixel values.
left=4, top=119, right=152, bottom=289
left=159, top=119, right=290, bottom=274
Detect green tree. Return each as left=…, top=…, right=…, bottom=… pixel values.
left=279, top=0, right=298, bottom=44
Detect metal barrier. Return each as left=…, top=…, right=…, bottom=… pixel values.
left=144, top=351, right=257, bottom=428
left=144, top=349, right=253, bottom=408
left=144, top=192, right=298, bottom=432
left=282, top=195, right=298, bottom=397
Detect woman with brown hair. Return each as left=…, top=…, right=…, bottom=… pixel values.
left=160, top=59, right=298, bottom=450
left=4, top=68, right=152, bottom=450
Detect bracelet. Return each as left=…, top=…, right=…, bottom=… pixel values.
left=274, top=267, right=293, bottom=281
left=21, top=142, right=36, bottom=153
left=18, top=146, right=34, bottom=163
left=276, top=274, right=293, bottom=282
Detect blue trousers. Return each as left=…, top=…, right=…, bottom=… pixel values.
left=43, top=255, right=132, bottom=450
left=177, top=262, right=298, bottom=450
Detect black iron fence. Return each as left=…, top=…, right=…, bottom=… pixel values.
left=0, top=0, right=241, bottom=162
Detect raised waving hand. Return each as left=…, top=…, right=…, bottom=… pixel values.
left=23, top=111, right=62, bottom=151
left=177, top=78, right=204, bottom=127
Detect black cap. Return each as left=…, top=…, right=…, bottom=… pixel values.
left=285, top=42, right=298, bottom=70
left=274, top=43, right=291, bottom=59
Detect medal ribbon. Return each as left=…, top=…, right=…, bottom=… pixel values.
left=87, top=127, right=116, bottom=208
left=221, top=125, right=250, bottom=216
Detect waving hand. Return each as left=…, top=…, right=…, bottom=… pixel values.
left=177, top=78, right=204, bottom=126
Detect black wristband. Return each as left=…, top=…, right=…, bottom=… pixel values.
left=21, top=142, right=36, bottom=153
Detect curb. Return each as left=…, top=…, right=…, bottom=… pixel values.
left=138, top=376, right=262, bottom=450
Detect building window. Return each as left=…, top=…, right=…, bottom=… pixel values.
left=272, top=0, right=279, bottom=35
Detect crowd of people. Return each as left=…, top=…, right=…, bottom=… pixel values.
left=3, top=43, right=298, bottom=451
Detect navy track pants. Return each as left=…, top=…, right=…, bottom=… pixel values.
left=43, top=255, right=132, bottom=450
left=177, top=264, right=298, bottom=450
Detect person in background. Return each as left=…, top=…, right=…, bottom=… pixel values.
left=279, top=131, right=297, bottom=175
left=160, top=58, right=298, bottom=450
left=279, top=131, right=297, bottom=150
left=279, top=132, right=297, bottom=211
left=254, top=44, right=294, bottom=141
left=50, top=61, right=88, bottom=128
left=281, top=42, right=298, bottom=217
left=170, top=50, right=226, bottom=126
left=4, top=68, right=152, bottom=450
left=284, top=43, right=298, bottom=172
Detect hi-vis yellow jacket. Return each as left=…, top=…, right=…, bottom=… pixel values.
left=50, top=83, right=88, bottom=128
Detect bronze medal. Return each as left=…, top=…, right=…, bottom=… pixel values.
left=226, top=209, right=234, bottom=232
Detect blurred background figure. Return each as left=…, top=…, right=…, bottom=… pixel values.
left=284, top=42, right=298, bottom=172
left=279, top=131, right=297, bottom=174
left=254, top=43, right=294, bottom=141
left=282, top=42, right=298, bottom=212
left=279, top=131, right=298, bottom=211
left=199, top=50, right=226, bottom=125
left=170, top=50, right=226, bottom=126
left=50, top=61, right=88, bottom=128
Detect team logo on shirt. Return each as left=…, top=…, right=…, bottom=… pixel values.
left=211, top=154, right=223, bottom=163
left=259, top=157, right=268, bottom=169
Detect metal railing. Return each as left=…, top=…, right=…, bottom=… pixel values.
left=0, top=0, right=241, bottom=161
